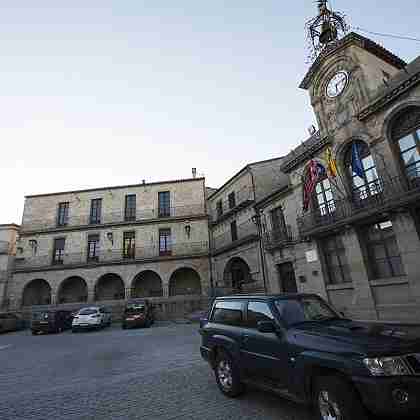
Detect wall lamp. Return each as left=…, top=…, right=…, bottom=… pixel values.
left=106, top=232, right=114, bottom=245
left=185, top=225, right=191, bottom=238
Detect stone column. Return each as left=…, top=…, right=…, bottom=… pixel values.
left=341, top=227, right=377, bottom=320
left=87, top=285, right=96, bottom=303
left=162, top=283, right=169, bottom=298
left=391, top=211, right=420, bottom=304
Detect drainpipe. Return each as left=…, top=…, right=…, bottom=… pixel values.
left=203, top=180, right=215, bottom=297
left=250, top=170, right=268, bottom=293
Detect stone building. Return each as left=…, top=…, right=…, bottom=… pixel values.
left=8, top=177, right=210, bottom=310
left=0, top=224, right=20, bottom=309
left=208, top=158, right=288, bottom=294
left=261, top=29, right=420, bottom=321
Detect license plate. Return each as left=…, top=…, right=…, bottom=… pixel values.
left=126, top=317, right=135, bottom=321
left=40, top=321, right=48, bottom=324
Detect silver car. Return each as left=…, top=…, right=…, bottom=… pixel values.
left=72, top=306, right=112, bottom=332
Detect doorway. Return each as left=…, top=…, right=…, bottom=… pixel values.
left=277, top=262, right=297, bottom=293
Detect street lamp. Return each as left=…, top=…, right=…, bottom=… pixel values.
left=251, top=210, right=268, bottom=293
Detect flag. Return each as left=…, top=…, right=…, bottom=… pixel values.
left=325, top=146, right=338, bottom=177
left=303, top=160, right=324, bottom=212
left=351, top=142, right=365, bottom=179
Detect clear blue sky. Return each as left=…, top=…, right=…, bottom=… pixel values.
left=1, top=1, right=419, bottom=223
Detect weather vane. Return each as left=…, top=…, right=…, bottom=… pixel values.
left=305, top=0, right=349, bottom=62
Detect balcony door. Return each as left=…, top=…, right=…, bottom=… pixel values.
left=277, top=262, right=297, bottom=293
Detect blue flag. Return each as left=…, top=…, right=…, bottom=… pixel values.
left=351, top=142, right=364, bottom=179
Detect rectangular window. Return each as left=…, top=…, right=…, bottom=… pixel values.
left=158, top=191, right=171, bottom=218
left=231, top=220, right=238, bottom=242
left=123, top=231, right=135, bottom=259
left=365, top=220, right=405, bottom=279
left=124, top=194, right=136, bottom=221
left=216, top=200, right=223, bottom=218
left=159, top=228, right=172, bottom=256
left=228, top=192, right=236, bottom=209
left=323, top=235, right=352, bottom=284
left=90, top=199, right=102, bottom=224
left=52, top=238, right=65, bottom=265
left=270, top=206, right=286, bottom=233
left=57, top=202, right=69, bottom=227
left=211, top=300, right=244, bottom=326
left=87, top=234, right=100, bottom=262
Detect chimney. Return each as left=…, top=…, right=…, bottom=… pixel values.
left=192, top=168, right=197, bottom=178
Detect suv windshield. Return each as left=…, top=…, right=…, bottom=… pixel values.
left=274, top=296, right=339, bottom=327
left=78, top=308, right=98, bottom=315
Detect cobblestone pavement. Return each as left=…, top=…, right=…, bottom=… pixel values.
left=0, top=323, right=313, bottom=420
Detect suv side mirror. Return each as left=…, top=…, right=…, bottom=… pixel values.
left=257, top=320, right=276, bottom=333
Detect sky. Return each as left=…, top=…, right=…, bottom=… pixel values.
left=0, top=1, right=419, bottom=224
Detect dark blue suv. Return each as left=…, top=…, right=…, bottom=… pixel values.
left=199, top=293, right=420, bottom=419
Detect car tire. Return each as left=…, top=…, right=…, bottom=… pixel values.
left=72, top=329, right=77, bottom=333
left=122, top=324, right=127, bottom=330
left=313, top=376, right=369, bottom=420
left=214, top=349, right=244, bottom=398
left=31, top=330, right=37, bottom=335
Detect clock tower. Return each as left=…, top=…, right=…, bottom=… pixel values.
left=301, top=1, right=406, bottom=138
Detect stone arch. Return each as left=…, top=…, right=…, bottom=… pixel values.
left=95, top=273, right=125, bottom=301
left=57, top=276, right=88, bottom=304
left=169, top=267, right=202, bottom=296
left=22, top=279, right=52, bottom=307
left=382, top=100, right=420, bottom=142
left=223, top=257, right=252, bottom=291
left=131, top=270, right=163, bottom=298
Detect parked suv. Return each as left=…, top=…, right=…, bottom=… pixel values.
left=31, top=310, right=73, bottom=334
left=199, top=293, right=420, bottom=419
left=0, top=312, right=25, bottom=333
left=72, top=306, right=111, bottom=332
left=122, top=299, right=154, bottom=329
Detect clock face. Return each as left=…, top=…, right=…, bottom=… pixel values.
left=326, top=71, right=349, bottom=98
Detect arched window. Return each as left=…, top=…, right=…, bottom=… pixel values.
left=344, top=140, right=380, bottom=202
left=391, top=106, right=420, bottom=186
left=315, top=173, right=335, bottom=216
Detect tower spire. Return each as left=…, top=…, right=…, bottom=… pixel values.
left=305, top=0, right=349, bottom=62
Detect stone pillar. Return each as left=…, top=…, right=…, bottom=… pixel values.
left=391, top=211, right=420, bottom=304
left=87, top=285, right=96, bottom=303
left=50, top=293, right=57, bottom=305
left=341, top=227, right=377, bottom=320
left=163, top=284, right=169, bottom=298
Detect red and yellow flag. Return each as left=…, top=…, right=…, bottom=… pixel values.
left=326, top=146, right=338, bottom=177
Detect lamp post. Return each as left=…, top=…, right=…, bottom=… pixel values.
left=252, top=210, right=268, bottom=293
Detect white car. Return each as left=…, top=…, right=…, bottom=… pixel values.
left=72, top=306, right=112, bottom=332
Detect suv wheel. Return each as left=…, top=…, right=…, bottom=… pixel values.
left=214, top=350, right=244, bottom=398
left=314, top=376, right=368, bottom=420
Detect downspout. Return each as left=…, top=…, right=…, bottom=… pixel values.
left=203, top=180, right=214, bottom=297
left=250, top=169, right=268, bottom=293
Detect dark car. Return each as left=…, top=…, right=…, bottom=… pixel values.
left=31, top=310, right=73, bottom=334
left=122, top=299, right=154, bottom=329
left=199, top=293, right=420, bottom=419
left=0, top=312, right=25, bottom=333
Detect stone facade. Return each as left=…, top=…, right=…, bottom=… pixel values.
left=262, top=33, right=420, bottom=322
left=8, top=178, right=211, bottom=310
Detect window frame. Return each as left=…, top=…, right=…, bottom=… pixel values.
left=123, top=231, right=136, bottom=259
left=216, top=200, right=223, bottom=218
left=87, top=234, right=100, bottom=262
left=90, top=198, right=102, bottom=225
left=158, top=191, right=171, bottom=218
left=314, top=174, right=335, bottom=216
left=323, top=234, right=352, bottom=285
left=228, top=192, right=236, bottom=209
left=124, top=194, right=137, bottom=222
left=230, top=220, right=238, bottom=242
left=57, top=202, right=69, bottom=227
left=52, top=237, right=66, bottom=265
left=159, top=228, right=172, bottom=256
left=363, top=220, right=405, bottom=280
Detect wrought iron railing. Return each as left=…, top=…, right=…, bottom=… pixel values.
left=212, top=219, right=258, bottom=250
left=0, top=241, right=10, bottom=255
left=14, top=241, right=209, bottom=270
left=20, top=204, right=206, bottom=232
left=297, top=175, right=420, bottom=235
left=263, top=225, right=298, bottom=250
left=210, top=186, right=254, bottom=222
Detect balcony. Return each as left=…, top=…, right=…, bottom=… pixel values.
left=211, top=187, right=254, bottom=223
left=13, top=241, right=209, bottom=271
left=0, top=241, right=10, bottom=255
left=20, top=204, right=206, bottom=233
left=297, top=175, right=420, bottom=236
left=212, top=220, right=258, bottom=253
left=263, top=226, right=298, bottom=250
